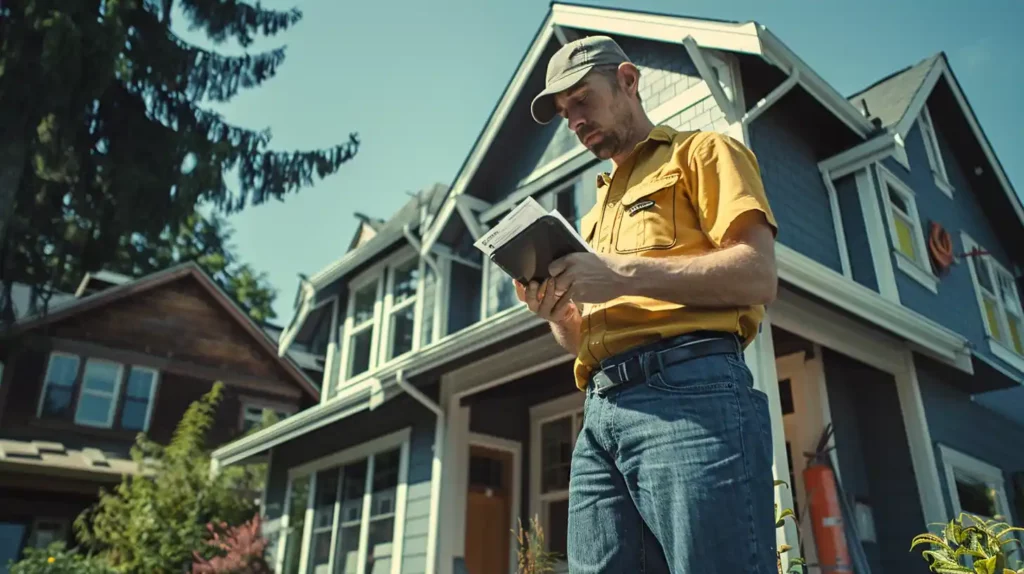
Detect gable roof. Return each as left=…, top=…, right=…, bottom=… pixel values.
left=14, top=263, right=320, bottom=401
left=848, top=54, right=940, bottom=130
left=418, top=1, right=878, bottom=256
left=849, top=53, right=1024, bottom=230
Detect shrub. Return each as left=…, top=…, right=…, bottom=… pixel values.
left=911, top=512, right=1024, bottom=574
left=515, top=515, right=559, bottom=574
left=7, top=542, right=114, bottom=574
left=191, top=514, right=271, bottom=573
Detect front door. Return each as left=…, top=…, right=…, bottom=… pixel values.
left=464, top=445, right=513, bottom=574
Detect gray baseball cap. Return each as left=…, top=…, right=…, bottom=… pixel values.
left=530, top=35, right=631, bottom=124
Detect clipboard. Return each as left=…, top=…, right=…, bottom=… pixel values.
left=489, top=213, right=590, bottom=283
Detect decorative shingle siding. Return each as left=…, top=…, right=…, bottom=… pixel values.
left=915, top=356, right=1024, bottom=524
left=747, top=105, right=844, bottom=273
left=834, top=173, right=878, bottom=290
left=663, top=95, right=729, bottom=133
left=262, top=393, right=438, bottom=574
left=878, top=113, right=1022, bottom=378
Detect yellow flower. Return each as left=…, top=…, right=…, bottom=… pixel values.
left=47, top=557, right=55, bottom=563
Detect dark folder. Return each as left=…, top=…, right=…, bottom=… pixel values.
left=489, top=214, right=590, bottom=284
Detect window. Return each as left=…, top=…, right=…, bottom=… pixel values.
left=962, top=233, right=1024, bottom=369
left=939, top=446, right=1010, bottom=522
left=338, top=249, right=439, bottom=386
left=876, top=165, right=938, bottom=293
left=530, top=395, right=585, bottom=563
left=28, top=519, right=67, bottom=549
left=918, top=104, right=954, bottom=197
left=37, top=352, right=159, bottom=431
left=277, top=430, right=409, bottom=574
left=241, top=402, right=293, bottom=433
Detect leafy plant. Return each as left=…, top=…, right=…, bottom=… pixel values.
left=911, top=512, right=1024, bottom=574
left=775, top=480, right=807, bottom=574
left=515, top=515, right=559, bottom=574
left=191, top=514, right=270, bottom=573
left=72, top=382, right=264, bottom=573
left=7, top=542, right=114, bottom=574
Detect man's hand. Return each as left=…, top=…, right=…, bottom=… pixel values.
left=548, top=253, right=629, bottom=305
left=514, top=278, right=579, bottom=324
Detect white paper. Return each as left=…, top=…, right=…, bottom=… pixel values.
left=472, top=195, right=595, bottom=257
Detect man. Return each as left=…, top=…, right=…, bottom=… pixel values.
left=515, top=35, right=780, bottom=573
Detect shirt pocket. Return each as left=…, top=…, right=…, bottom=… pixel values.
left=579, top=209, right=599, bottom=247
left=614, top=172, right=680, bottom=254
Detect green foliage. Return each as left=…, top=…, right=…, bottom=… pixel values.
left=0, top=0, right=359, bottom=324
left=911, top=513, right=1024, bottom=574
left=774, top=480, right=807, bottom=574
left=7, top=542, right=114, bottom=574
left=72, top=382, right=263, bottom=573
left=515, top=515, right=559, bottom=574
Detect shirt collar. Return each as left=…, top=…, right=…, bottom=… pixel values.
left=596, top=125, right=676, bottom=190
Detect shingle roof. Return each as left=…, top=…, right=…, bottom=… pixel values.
left=847, top=54, right=942, bottom=129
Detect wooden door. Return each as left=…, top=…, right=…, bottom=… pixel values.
left=464, top=445, right=514, bottom=574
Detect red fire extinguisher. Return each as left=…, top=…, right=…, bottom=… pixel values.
left=803, top=425, right=853, bottom=573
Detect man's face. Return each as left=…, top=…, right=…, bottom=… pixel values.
left=553, top=67, right=633, bottom=160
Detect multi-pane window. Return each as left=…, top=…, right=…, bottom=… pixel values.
left=279, top=439, right=406, bottom=574
left=537, top=409, right=583, bottom=559
left=384, top=260, right=418, bottom=361
left=37, top=352, right=159, bottom=432
left=345, top=279, right=380, bottom=379
left=241, top=404, right=292, bottom=434
left=877, top=166, right=937, bottom=291
left=963, top=234, right=1024, bottom=359
left=939, top=446, right=1010, bottom=525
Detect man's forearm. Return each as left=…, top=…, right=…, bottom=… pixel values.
left=617, top=242, right=776, bottom=307
left=550, top=314, right=583, bottom=356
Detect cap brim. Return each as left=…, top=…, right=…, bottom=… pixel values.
left=530, top=66, right=592, bottom=124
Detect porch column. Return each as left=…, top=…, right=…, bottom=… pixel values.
left=437, top=384, right=471, bottom=574
left=744, top=312, right=802, bottom=570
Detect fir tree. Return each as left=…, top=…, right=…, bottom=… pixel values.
left=0, top=0, right=359, bottom=324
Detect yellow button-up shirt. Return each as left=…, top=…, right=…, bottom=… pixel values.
left=572, top=125, right=778, bottom=391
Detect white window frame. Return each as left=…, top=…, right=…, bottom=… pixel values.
left=120, top=366, right=160, bottom=432
left=240, top=397, right=297, bottom=431
left=938, top=445, right=1011, bottom=522
left=340, top=268, right=385, bottom=382
left=36, top=352, right=81, bottom=418
left=961, top=232, right=1024, bottom=371
left=876, top=164, right=939, bottom=294
left=529, top=393, right=585, bottom=567
left=379, top=256, right=420, bottom=364
left=73, top=358, right=125, bottom=428
left=277, top=428, right=411, bottom=574
left=28, top=517, right=68, bottom=549
left=918, top=104, right=954, bottom=198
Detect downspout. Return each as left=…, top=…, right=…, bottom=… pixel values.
left=395, top=369, right=444, bottom=574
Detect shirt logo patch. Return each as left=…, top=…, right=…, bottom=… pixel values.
left=627, top=200, right=656, bottom=216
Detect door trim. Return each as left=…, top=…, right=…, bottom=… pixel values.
left=467, top=432, right=522, bottom=574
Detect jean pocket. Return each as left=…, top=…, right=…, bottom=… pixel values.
left=646, top=353, right=742, bottom=394
left=748, top=388, right=774, bottom=454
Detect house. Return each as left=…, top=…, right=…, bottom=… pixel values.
left=0, top=263, right=320, bottom=571
left=210, top=4, right=1024, bottom=574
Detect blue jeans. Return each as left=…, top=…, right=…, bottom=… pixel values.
left=567, top=341, right=777, bottom=573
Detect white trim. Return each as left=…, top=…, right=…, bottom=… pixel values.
left=937, top=444, right=1011, bottom=521
left=990, top=341, right=1024, bottom=374
left=297, top=472, right=316, bottom=573
left=288, top=427, right=412, bottom=479
left=36, top=351, right=81, bottom=418
left=893, top=58, right=1024, bottom=228
left=821, top=173, right=852, bottom=278
left=682, top=36, right=737, bottom=123
left=551, top=3, right=764, bottom=55
left=918, top=103, right=953, bottom=198
left=123, top=366, right=159, bottom=432
left=806, top=344, right=841, bottom=487
left=776, top=243, right=971, bottom=372
left=818, top=135, right=897, bottom=181
left=875, top=164, right=939, bottom=293
left=892, top=134, right=910, bottom=170
left=893, top=351, right=948, bottom=528
left=467, top=432, right=523, bottom=574
left=961, top=231, right=1024, bottom=369
left=854, top=167, right=900, bottom=302
left=74, top=358, right=125, bottom=428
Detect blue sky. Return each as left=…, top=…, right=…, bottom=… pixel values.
left=183, top=0, right=1024, bottom=324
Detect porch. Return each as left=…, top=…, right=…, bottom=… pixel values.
left=437, top=286, right=947, bottom=574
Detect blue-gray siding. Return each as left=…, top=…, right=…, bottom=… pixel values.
left=915, top=356, right=1024, bottom=525
left=748, top=102, right=845, bottom=273
left=264, top=392, right=438, bottom=574
left=875, top=111, right=1022, bottom=379
left=823, top=348, right=928, bottom=574
left=835, top=173, right=879, bottom=291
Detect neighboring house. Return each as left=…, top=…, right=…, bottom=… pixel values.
left=0, top=263, right=320, bottom=571
left=211, top=4, right=1024, bottom=574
